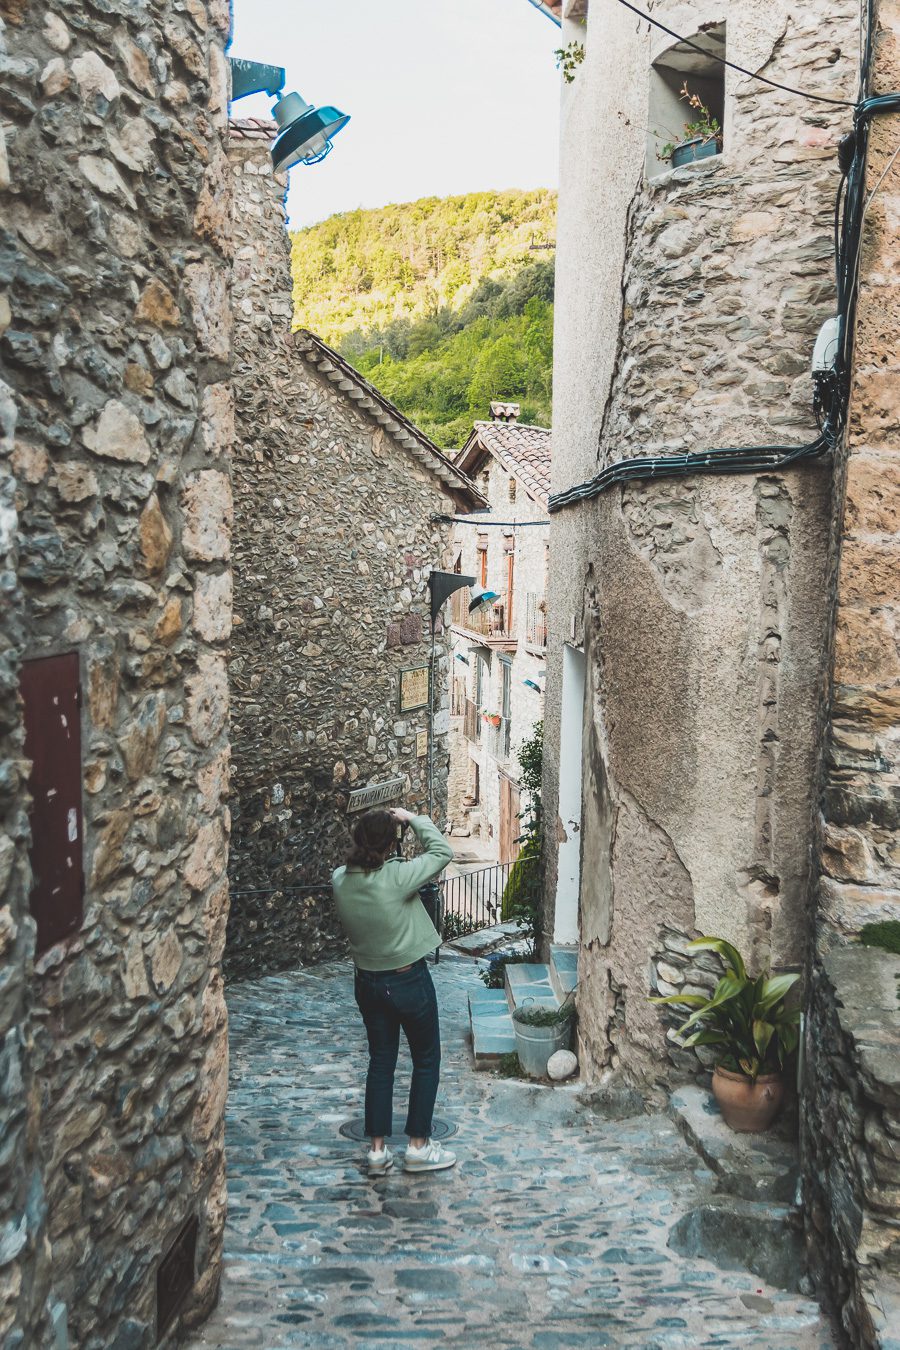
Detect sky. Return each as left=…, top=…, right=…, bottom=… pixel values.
left=230, top=0, right=561, bottom=228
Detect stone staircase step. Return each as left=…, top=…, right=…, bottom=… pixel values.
left=468, top=988, right=516, bottom=1064
left=549, top=945, right=578, bottom=1003
left=504, top=962, right=559, bottom=1015
left=668, top=1085, right=799, bottom=1203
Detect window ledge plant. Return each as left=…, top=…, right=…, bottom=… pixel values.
left=654, top=82, right=723, bottom=169
left=651, top=935, right=800, bottom=1133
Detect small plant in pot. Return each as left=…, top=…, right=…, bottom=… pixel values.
left=651, top=936, right=800, bottom=1133
left=654, top=82, right=722, bottom=168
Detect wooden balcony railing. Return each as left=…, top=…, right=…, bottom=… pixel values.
left=487, top=714, right=511, bottom=761
left=525, top=592, right=547, bottom=649
left=450, top=587, right=514, bottom=641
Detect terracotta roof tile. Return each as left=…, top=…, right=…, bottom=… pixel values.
left=465, top=421, right=552, bottom=508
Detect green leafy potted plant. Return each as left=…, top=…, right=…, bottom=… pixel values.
left=651, top=936, right=800, bottom=1133
left=654, top=82, right=722, bottom=169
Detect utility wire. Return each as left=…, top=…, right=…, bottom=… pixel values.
left=435, top=515, right=550, bottom=527
left=615, top=0, right=855, bottom=107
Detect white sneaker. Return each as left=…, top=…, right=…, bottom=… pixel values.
left=367, top=1145, right=394, bottom=1177
left=403, top=1139, right=457, bottom=1173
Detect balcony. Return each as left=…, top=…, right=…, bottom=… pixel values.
left=463, top=698, right=481, bottom=744
left=450, top=587, right=516, bottom=649
left=486, top=714, right=511, bottom=761
left=525, top=592, right=547, bottom=650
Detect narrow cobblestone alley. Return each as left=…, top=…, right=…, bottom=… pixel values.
left=187, top=954, right=835, bottom=1350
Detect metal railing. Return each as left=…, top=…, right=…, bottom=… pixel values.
left=450, top=587, right=514, bottom=640
left=440, top=856, right=537, bottom=940
left=463, top=697, right=481, bottom=743
left=487, top=714, right=511, bottom=761
left=525, top=592, right=547, bottom=649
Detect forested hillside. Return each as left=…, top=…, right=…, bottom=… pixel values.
left=291, top=190, right=556, bottom=449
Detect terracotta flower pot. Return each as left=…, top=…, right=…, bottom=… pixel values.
left=712, top=1065, right=784, bottom=1133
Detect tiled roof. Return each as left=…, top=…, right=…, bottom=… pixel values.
left=228, top=117, right=277, bottom=142
left=457, top=421, right=552, bottom=508
left=293, top=330, right=488, bottom=512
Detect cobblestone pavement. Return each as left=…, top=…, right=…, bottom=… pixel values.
left=188, top=954, right=835, bottom=1350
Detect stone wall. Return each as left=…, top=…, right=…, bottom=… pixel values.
left=802, top=948, right=900, bottom=1348
left=227, top=127, right=464, bottom=980
left=802, top=5, right=900, bottom=1342
left=544, top=0, right=858, bottom=1083
left=0, top=0, right=233, bottom=1344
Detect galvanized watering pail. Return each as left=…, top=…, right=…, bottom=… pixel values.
left=512, top=1008, right=573, bottom=1078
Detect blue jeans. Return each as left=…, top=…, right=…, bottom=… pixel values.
left=354, top=958, right=441, bottom=1139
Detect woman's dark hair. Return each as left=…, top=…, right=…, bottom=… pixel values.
left=346, top=809, right=397, bottom=872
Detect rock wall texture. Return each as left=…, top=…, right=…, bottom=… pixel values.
left=227, top=127, right=466, bottom=980
left=803, top=6, right=900, bottom=1343
left=802, top=948, right=900, bottom=1349
left=543, top=0, right=858, bottom=1084
left=0, top=0, right=233, bottom=1344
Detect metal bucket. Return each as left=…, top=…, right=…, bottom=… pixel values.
left=512, top=1010, right=572, bottom=1078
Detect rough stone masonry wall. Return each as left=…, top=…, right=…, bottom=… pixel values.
left=802, top=4, right=900, bottom=1343
left=0, top=0, right=233, bottom=1345
left=544, top=0, right=859, bottom=1084
left=803, top=949, right=900, bottom=1350
left=227, top=129, right=455, bottom=980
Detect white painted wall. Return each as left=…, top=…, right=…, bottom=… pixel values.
left=554, top=643, right=585, bottom=944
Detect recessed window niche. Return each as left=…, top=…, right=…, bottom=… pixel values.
left=647, top=23, right=725, bottom=180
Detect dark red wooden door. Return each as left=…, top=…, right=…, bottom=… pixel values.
left=20, top=652, right=84, bottom=952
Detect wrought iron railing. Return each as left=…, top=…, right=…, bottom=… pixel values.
left=440, top=856, right=537, bottom=940
left=450, top=587, right=514, bottom=640
left=525, top=592, right=547, bottom=649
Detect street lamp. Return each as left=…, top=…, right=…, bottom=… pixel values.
left=229, top=58, right=350, bottom=172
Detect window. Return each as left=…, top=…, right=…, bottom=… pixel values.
left=20, top=652, right=85, bottom=953
left=648, top=24, right=725, bottom=179
left=500, top=658, right=512, bottom=722
left=505, top=545, right=515, bottom=632
left=508, top=477, right=517, bottom=504
left=474, top=654, right=485, bottom=708
left=479, top=546, right=488, bottom=588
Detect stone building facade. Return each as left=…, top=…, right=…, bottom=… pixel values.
left=0, top=1, right=233, bottom=1346
left=543, top=0, right=858, bottom=1080
left=446, top=408, right=550, bottom=863
left=800, top=4, right=900, bottom=1341
left=226, top=122, right=484, bottom=980
left=542, top=0, right=900, bottom=1340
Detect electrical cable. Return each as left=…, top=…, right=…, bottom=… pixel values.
left=614, top=0, right=855, bottom=107
left=435, top=515, right=550, bottom=527
left=549, top=1, right=899, bottom=516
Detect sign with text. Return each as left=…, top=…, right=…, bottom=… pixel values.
left=416, top=730, right=428, bottom=758
left=398, top=664, right=430, bottom=713
left=346, top=776, right=406, bottom=814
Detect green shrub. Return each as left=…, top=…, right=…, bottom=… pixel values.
left=858, top=921, right=900, bottom=955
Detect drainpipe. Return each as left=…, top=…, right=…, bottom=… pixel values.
left=524, top=0, right=562, bottom=27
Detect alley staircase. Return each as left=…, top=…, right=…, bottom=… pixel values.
left=467, top=945, right=577, bottom=1066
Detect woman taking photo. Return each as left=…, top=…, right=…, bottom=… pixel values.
left=332, top=806, right=457, bottom=1177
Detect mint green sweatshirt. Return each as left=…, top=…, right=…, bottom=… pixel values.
left=331, top=815, right=454, bottom=970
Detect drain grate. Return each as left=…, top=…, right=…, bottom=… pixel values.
left=339, top=1117, right=458, bottom=1144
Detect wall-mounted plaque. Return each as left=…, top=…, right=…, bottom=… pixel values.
left=346, top=776, right=406, bottom=814
left=416, top=730, right=428, bottom=758
left=398, top=664, right=430, bottom=713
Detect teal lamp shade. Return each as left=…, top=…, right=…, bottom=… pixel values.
left=271, top=91, right=350, bottom=171
left=523, top=678, right=542, bottom=692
